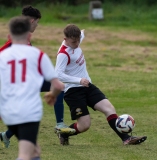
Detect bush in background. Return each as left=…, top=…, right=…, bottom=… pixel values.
left=0, top=0, right=156, bottom=7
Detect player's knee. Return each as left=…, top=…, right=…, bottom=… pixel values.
left=82, top=123, right=90, bottom=131
left=77, top=117, right=91, bottom=132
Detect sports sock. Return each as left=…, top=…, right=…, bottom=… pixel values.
left=6, top=129, right=14, bottom=139
left=54, top=91, right=64, bottom=123
left=32, top=157, right=40, bottom=160
left=57, top=122, right=65, bottom=126
left=107, top=114, right=130, bottom=141
left=69, top=123, right=80, bottom=136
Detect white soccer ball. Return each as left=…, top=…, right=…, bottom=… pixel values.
left=115, top=114, right=135, bottom=134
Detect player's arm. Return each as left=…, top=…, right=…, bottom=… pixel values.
left=50, top=78, right=64, bottom=96
left=44, top=78, right=64, bottom=106
left=40, top=53, right=64, bottom=105
left=55, top=53, right=81, bottom=84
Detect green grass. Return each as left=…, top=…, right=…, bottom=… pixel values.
left=0, top=2, right=157, bottom=160
left=0, top=2, right=157, bottom=32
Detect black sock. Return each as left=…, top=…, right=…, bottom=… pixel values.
left=107, top=114, right=130, bottom=141
left=6, top=129, right=14, bottom=139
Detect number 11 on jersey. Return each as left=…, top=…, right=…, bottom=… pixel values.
left=8, top=59, right=26, bottom=83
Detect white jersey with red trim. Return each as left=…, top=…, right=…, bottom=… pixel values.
left=55, top=31, right=91, bottom=92
left=0, top=44, right=57, bottom=125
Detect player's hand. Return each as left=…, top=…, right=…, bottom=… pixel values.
left=80, top=78, right=90, bottom=87
left=44, top=91, right=57, bottom=106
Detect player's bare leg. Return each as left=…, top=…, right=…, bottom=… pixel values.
left=32, top=143, right=41, bottom=160
left=94, top=99, right=116, bottom=117
left=76, top=115, right=91, bottom=132
left=18, top=140, right=35, bottom=160
left=94, top=99, right=147, bottom=145
left=58, top=115, right=91, bottom=145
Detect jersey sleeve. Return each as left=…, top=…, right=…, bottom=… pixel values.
left=40, top=53, right=57, bottom=81
left=0, top=40, right=12, bottom=52
left=55, top=53, right=81, bottom=84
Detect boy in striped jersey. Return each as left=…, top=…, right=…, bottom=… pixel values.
left=55, top=24, right=147, bottom=145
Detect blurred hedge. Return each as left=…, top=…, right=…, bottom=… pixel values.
left=0, top=0, right=156, bottom=6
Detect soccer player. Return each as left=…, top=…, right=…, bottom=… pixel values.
left=0, top=5, right=74, bottom=148
left=55, top=24, right=147, bottom=145
left=0, top=16, right=64, bottom=160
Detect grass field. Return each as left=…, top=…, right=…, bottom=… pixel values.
left=0, top=3, right=157, bottom=160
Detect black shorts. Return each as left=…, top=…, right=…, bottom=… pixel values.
left=40, top=80, right=51, bottom=92
left=64, top=83, right=107, bottom=120
left=7, top=122, right=40, bottom=145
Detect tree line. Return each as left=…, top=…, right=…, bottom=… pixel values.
left=0, top=0, right=156, bottom=7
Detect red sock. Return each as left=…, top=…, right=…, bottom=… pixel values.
left=74, top=123, right=80, bottom=133
left=69, top=123, right=80, bottom=135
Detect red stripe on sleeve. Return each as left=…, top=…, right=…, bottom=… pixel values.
left=57, top=45, right=70, bottom=65
left=0, top=40, right=12, bottom=52
left=38, top=51, right=44, bottom=75
left=0, top=39, right=31, bottom=53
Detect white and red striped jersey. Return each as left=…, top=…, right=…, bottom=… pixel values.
left=55, top=31, right=91, bottom=92
left=0, top=44, right=57, bottom=125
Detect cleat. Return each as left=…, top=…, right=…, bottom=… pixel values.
left=55, top=128, right=76, bottom=134
left=123, top=136, right=147, bottom=145
left=57, top=133, right=69, bottom=145
left=54, top=123, right=75, bottom=134
left=0, top=132, right=10, bottom=148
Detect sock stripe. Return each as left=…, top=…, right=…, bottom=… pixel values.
left=107, top=114, right=118, bottom=121
left=74, top=123, right=80, bottom=133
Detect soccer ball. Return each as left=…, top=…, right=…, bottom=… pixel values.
left=115, top=114, right=135, bottom=134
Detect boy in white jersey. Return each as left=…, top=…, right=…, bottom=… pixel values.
left=0, top=5, right=74, bottom=148
left=0, top=16, right=64, bottom=160
left=55, top=24, right=147, bottom=145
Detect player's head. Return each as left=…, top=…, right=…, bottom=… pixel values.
left=22, top=5, right=41, bottom=33
left=9, top=16, right=31, bottom=43
left=64, top=24, right=81, bottom=49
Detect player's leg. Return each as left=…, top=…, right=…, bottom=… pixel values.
left=54, top=91, right=75, bottom=134
left=59, top=115, right=91, bottom=146
left=41, top=80, right=64, bottom=124
left=59, top=87, right=91, bottom=145
left=18, top=140, right=35, bottom=160
left=9, top=122, right=40, bottom=159
left=54, top=91, right=64, bottom=124
left=0, top=129, right=13, bottom=148
left=54, top=91, right=76, bottom=144
left=32, top=143, right=41, bottom=160
left=90, top=84, right=147, bottom=145
left=41, top=80, right=74, bottom=134
left=94, top=98, right=130, bottom=140
left=73, top=115, right=91, bottom=132
left=95, top=99, right=147, bottom=145
left=68, top=108, right=91, bottom=134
